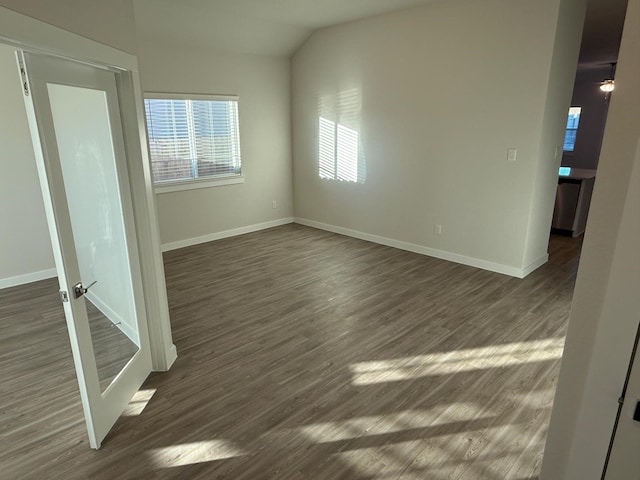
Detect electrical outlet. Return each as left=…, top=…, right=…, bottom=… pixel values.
left=507, top=148, right=517, bottom=162
left=434, top=224, right=442, bottom=235
left=272, top=200, right=277, bottom=209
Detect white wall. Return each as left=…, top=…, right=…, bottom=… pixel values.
left=136, top=42, right=294, bottom=249
left=0, top=43, right=55, bottom=288
left=0, top=0, right=139, bottom=287
left=562, top=65, right=612, bottom=170
left=291, top=0, right=584, bottom=276
left=522, top=0, right=587, bottom=268
left=597, top=127, right=640, bottom=478
left=0, top=0, right=137, bottom=54
left=540, top=0, right=639, bottom=475
left=1, top=22, right=295, bottom=283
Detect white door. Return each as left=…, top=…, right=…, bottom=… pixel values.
left=602, top=134, right=640, bottom=479
left=605, top=330, right=640, bottom=480
left=18, top=51, right=153, bottom=449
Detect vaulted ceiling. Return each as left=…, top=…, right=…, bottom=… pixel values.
left=133, top=0, right=438, bottom=56
left=133, top=0, right=628, bottom=62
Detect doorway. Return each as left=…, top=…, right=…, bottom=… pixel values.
left=548, top=0, right=628, bottom=246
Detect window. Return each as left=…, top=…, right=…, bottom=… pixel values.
left=563, top=106, right=581, bottom=152
left=144, top=94, right=241, bottom=187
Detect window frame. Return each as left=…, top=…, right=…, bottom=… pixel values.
left=143, top=92, right=244, bottom=194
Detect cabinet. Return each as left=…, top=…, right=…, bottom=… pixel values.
left=551, top=168, right=596, bottom=237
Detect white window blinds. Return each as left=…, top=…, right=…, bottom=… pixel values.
left=144, top=95, right=241, bottom=184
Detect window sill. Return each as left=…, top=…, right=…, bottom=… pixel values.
left=154, top=175, right=244, bottom=194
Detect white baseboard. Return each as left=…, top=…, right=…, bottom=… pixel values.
left=521, top=254, right=549, bottom=277
left=294, top=217, right=535, bottom=278
left=161, top=217, right=295, bottom=252
left=0, top=268, right=57, bottom=290
left=85, top=291, right=139, bottom=346
left=155, top=344, right=178, bottom=372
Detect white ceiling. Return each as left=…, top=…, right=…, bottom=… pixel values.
left=133, top=0, right=437, bottom=56
left=133, top=0, right=627, bottom=61
left=181, top=0, right=438, bottom=29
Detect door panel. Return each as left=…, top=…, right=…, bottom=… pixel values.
left=47, top=83, right=140, bottom=391
left=605, top=331, right=640, bottom=479
left=602, top=142, right=640, bottom=479
left=19, top=51, right=152, bottom=448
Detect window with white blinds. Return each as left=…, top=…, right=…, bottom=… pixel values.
left=144, top=94, right=241, bottom=185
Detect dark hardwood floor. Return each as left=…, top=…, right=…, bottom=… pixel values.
left=0, top=225, right=582, bottom=479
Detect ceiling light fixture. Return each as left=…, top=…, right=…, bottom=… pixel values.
left=600, top=63, right=616, bottom=93
left=600, top=79, right=615, bottom=92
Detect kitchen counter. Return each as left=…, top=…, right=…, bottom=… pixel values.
left=559, top=167, right=597, bottom=180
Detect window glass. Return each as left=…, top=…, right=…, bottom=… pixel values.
left=144, top=96, right=241, bottom=184
left=563, top=107, right=581, bottom=152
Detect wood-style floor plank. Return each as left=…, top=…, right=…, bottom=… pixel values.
left=0, top=225, right=582, bottom=479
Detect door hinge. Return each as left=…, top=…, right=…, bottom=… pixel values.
left=59, top=290, right=69, bottom=303
left=16, top=53, right=29, bottom=96
left=20, top=67, right=29, bottom=96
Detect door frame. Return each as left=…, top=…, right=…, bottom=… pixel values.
left=0, top=6, right=177, bottom=371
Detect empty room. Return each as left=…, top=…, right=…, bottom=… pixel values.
left=0, top=0, right=638, bottom=479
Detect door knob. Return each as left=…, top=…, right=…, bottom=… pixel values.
left=73, top=280, right=97, bottom=299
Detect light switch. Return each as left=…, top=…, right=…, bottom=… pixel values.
left=507, top=148, right=517, bottom=162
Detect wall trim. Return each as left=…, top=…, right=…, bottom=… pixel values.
left=294, top=217, right=537, bottom=278
left=161, top=217, right=295, bottom=252
left=0, top=217, right=547, bottom=290
left=0, top=268, right=57, bottom=290
left=521, top=253, right=550, bottom=277
left=160, top=344, right=178, bottom=372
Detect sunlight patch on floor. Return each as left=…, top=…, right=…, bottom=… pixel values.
left=297, top=403, right=491, bottom=444
left=350, top=338, right=564, bottom=385
left=122, top=388, right=156, bottom=416
left=148, top=439, right=246, bottom=468
left=333, top=424, right=524, bottom=479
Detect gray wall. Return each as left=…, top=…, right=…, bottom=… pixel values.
left=0, top=0, right=587, bottom=284
left=0, top=44, right=55, bottom=288
left=0, top=33, right=294, bottom=287
left=292, top=0, right=584, bottom=274
left=0, top=0, right=139, bottom=286
left=522, top=0, right=587, bottom=268
left=136, top=42, right=294, bottom=248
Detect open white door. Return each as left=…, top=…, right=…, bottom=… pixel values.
left=602, top=140, right=640, bottom=479
left=18, top=51, right=153, bottom=449
left=604, top=324, right=640, bottom=479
